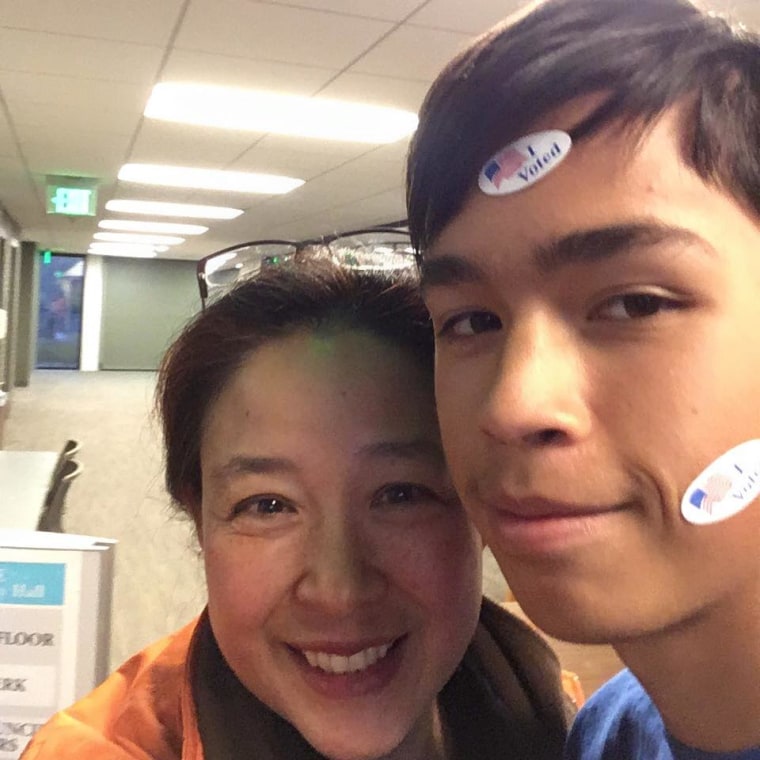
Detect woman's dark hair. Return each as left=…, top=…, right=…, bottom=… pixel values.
left=156, top=261, right=432, bottom=521
left=407, top=0, right=760, bottom=252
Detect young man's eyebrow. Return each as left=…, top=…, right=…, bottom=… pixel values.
left=420, top=222, right=715, bottom=291
left=419, top=255, right=487, bottom=293
left=534, top=222, right=715, bottom=272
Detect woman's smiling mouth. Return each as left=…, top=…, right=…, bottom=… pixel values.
left=289, top=637, right=406, bottom=698
left=301, top=641, right=394, bottom=674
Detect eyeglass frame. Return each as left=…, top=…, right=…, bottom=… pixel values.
left=195, top=220, right=417, bottom=308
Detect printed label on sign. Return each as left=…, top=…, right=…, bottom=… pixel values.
left=0, top=564, right=65, bottom=607
left=478, top=130, right=572, bottom=196
left=0, top=664, right=56, bottom=708
left=681, top=440, right=760, bottom=525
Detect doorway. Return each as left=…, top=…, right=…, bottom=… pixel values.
left=36, top=253, right=84, bottom=369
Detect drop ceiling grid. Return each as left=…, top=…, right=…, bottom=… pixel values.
left=1, top=0, right=756, bottom=255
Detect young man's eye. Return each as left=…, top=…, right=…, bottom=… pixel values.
left=591, top=292, right=686, bottom=321
left=231, top=495, right=294, bottom=518
left=439, top=310, right=502, bottom=337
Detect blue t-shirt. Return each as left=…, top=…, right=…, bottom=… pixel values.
left=564, top=668, right=760, bottom=760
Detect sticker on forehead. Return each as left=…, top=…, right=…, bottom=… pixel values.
left=681, top=440, right=760, bottom=525
left=478, top=130, right=572, bottom=196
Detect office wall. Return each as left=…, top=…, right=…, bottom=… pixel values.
left=15, top=241, right=40, bottom=386
left=100, top=257, right=199, bottom=370
left=2, top=242, right=21, bottom=392
left=0, top=205, right=22, bottom=392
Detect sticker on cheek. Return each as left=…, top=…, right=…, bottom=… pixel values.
left=681, top=439, right=760, bottom=525
left=478, top=130, right=572, bottom=196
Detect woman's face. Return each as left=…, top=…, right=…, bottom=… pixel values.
left=199, top=327, right=482, bottom=760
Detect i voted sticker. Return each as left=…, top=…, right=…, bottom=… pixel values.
left=478, top=130, right=572, bottom=196
left=681, top=440, right=760, bottom=525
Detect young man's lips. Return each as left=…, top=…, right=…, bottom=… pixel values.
left=486, top=497, right=629, bottom=556
left=492, top=496, right=620, bottom=520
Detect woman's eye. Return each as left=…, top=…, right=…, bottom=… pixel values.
left=232, top=495, right=294, bottom=518
left=372, top=482, right=439, bottom=509
left=592, top=292, right=685, bottom=321
left=440, top=310, right=501, bottom=338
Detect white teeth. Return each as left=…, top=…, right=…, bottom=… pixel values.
left=302, top=642, right=392, bottom=674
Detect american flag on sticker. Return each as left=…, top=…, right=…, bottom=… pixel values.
left=689, top=473, right=732, bottom=515
left=482, top=147, right=525, bottom=189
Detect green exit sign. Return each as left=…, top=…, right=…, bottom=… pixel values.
left=46, top=185, right=97, bottom=216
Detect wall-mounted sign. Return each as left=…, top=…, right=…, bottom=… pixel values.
left=45, top=176, right=99, bottom=217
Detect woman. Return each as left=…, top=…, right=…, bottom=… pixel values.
left=22, top=261, right=572, bottom=759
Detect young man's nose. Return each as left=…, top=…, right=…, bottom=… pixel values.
left=295, top=516, right=387, bottom=613
left=478, top=316, right=592, bottom=448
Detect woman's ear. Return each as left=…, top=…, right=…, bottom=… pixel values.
left=179, top=486, right=204, bottom=548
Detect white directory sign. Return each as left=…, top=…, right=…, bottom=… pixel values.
left=0, top=531, right=115, bottom=758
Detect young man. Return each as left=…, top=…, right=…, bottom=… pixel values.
left=406, top=0, right=760, bottom=757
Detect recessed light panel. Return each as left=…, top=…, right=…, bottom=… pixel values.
left=118, top=164, right=304, bottom=194
left=145, top=83, right=418, bottom=144
left=93, top=231, right=185, bottom=245
left=106, top=200, right=243, bottom=219
left=88, top=243, right=158, bottom=258
left=99, top=219, right=208, bottom=235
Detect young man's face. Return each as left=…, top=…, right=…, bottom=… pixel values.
left=422, top=102, right=760, bottom=644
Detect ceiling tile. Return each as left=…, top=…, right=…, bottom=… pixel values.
left=233, top=135, right=371, bottom=178
left=129, top=120, right=264, bottom=167
left=0, top=71, right=149, bottom=115
left=4, top=98, right=139, bottom=137
left=250, top=0, right=421, bottom=22
left=265, top=185, right=405, bottom=239
left=350, top=24, right=472, bottom=80
left=161, top=49, right=335, bottom=92
left=22, top=130, right=132, bottom=178
left=318, top=72, right=430, bottom=111
left=0, top=113, right=17, bottom=158
left=0, top=0, right=184, bottom=45
left=0, top=29, right=164, bottom=84
left=176, top=0, right=393, bottom=69
left=406, top=0, right=523, bottom=34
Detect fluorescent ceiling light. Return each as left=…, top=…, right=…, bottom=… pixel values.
left=93, top=231, right=185, bottom=245
left=106, top=199, right=243, bottom=219
left=118, top=163, right=303, bottom=194
left=99, top=219, right=208, bottom=235
left=88, top=243, right=158, bottom=258
left=145, top=83, right=418, bottom=143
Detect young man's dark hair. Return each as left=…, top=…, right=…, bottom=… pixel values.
left=407, top=0, right=760, bottom=253
left=406, top=0, right=760, bottom=758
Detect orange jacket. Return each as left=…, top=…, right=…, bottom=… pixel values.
left=22, top=600, right=572, bottom=759
left=21, top=618, right=202, bottom=760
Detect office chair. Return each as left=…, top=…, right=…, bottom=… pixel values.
left=47, top=438, right=81, bottom=490
left=37, top=458, right=82, bottom=532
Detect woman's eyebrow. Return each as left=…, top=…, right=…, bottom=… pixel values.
left=211, top=455, right=297, bottom=482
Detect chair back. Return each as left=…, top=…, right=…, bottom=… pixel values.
left=47, top=439, right=81, bottom=495
left=38, top=459, right=82, bottom=532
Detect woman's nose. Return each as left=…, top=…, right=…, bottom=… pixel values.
left=294, top=516, right=387, bottom=614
